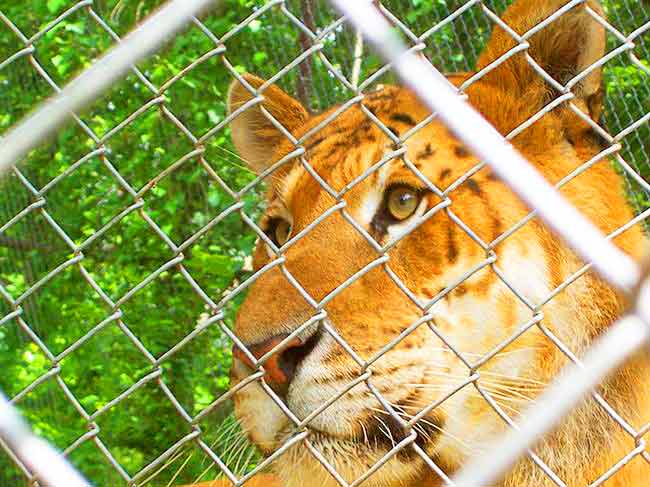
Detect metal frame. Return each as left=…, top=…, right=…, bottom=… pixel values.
left=1, top=0, right=649, bottom=486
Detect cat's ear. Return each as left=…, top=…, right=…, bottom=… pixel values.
left=228, top=74, right=309, bottom=174
left=477, top=0, right=606, bottom=120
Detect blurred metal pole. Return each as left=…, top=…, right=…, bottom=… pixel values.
left=0, top=391, right=90, bottom=486
left=0, top=0, right=218, bottom=175
left=351, top=29, right=364, bottom=88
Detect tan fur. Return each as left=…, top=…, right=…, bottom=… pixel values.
left=223, top=1, right=650, bottom=486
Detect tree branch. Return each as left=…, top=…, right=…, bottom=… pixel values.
left=296, top=0, right=315, bottom=111
left=0, top=235, right=58, bottom=252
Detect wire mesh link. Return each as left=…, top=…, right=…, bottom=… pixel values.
left=1, top=0, right=649, bottom=486
left=331, top=1, right=650, bottom=486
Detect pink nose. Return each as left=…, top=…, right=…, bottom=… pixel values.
left=232, top=335, right=303, bottom=387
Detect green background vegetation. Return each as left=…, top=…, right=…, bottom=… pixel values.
left=0, top=0, right=648, bottom=485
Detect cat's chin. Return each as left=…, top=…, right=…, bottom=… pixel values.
left=267, top=428, right=437, bottom=487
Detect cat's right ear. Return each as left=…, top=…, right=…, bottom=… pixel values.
left=477, top=0, right=606, bottom=120
left=227, top=74, right=309, bottom=174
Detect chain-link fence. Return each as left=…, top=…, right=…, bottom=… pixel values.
left=1, top=0, right=649, bottom=486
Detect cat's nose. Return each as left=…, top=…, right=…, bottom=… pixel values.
left=232, top=332, right=320, bottom=396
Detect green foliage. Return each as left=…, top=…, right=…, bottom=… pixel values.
left=0, top=0, right=265, bottom=484
left=0, top=0, right=648, bottom=485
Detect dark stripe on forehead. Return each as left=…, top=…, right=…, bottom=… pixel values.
left=466, top=178, right=482, bottom=196
left=390, top=113, right=416, bottom=126
left=454, top=145, right=470, bottom=158
left=305, top=136, right=325, bottom=151
left=416, top=143, right=435, bottom=160
left=365, top=104, right=378, bottom=117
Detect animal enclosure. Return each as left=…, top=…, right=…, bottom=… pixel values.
left=1, top=0, right=650, bottom=486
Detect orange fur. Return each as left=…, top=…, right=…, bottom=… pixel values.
left=222, top=1, right=649, bottom=486
left=181, top=475, right=279, bottom=487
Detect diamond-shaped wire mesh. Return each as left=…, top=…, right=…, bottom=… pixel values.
left=0, top=0, right=649, bottom=486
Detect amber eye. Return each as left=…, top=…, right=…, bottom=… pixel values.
left=386, top=186, right=421, bottom=221
left=269, top=219, right=292, bottom=246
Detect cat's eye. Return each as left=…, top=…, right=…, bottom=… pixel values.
left=268, top=218, right=292, bottom=246
left=386, top=186, right=421, bottom=221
